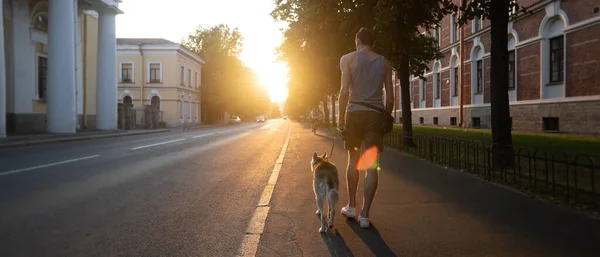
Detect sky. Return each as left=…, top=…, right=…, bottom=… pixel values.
left=115, top=0, right=289, bottom=103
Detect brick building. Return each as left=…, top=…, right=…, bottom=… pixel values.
left=393, top=0, right=600, bottom=135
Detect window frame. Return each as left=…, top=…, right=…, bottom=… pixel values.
left=36, top=54, right=48, bottom=100
left=453, top=66, right=459, bottom=97
left=120, top=62, right=134, bottom=83
left=508, top=50, right=516, bottom=90
left=549, top=36, right=564, bottom=84
left=148, top=62, right=162, bottom=83
left=476, top=60, right=483, bottom=94
left=435, top=72, right=441, bottom=99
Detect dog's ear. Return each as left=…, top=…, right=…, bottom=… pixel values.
left=321, top=152, right=327, bottom=159
left=313, top=152, right=318, bottom=160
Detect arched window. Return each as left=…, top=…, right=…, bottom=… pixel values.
left=470, top=45, right=485, bottom=105
left=123, top=96, right=133, bottom=105
left=450, top=56, right=460, bottom=105
left=540, top=16, right=567, bottom=99
left=151, top=96, right=160, bottom=109
left=433, top=62, right=441, bottom=107
left=32, top=12, right=48, bottom=32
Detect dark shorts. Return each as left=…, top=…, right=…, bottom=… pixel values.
left=344, top=111, right=384, bottom=152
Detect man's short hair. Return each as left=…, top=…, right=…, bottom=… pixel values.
left=356, top=27, right=374, bottom=47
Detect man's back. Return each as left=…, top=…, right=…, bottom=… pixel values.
left=340, top=50, right=389, bottom=113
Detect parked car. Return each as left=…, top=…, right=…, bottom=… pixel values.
left=228, top=115, right=241, bottom=125
left=256, top=116, right=265, bottom=123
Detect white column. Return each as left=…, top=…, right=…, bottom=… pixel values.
left=8, top=0, right=34, bottom=116
left=0, top=3, right=6, bottom=137
left=96, top=10, right=117, bottom=130
left=74, top=0, right=84, bottom=126
left=47, top=0, right=77, bottom=133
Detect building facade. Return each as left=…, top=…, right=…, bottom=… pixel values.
left=0, top=0, right=122, bottom=137
left=395, top=0, right=600, bottom=135
left=116, top=38, right=204, bottom=128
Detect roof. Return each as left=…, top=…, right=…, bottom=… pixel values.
left=116, top=38, right=179, bottom=46
left=117, top=38, right=206, bottom=64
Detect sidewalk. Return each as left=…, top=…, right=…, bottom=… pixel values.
left=0, top=129, right=169, bottom=149
left=256, top=122, right=600, bottom=257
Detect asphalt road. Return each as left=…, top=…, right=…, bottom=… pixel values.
left=0, top=120, right=289, bottom=257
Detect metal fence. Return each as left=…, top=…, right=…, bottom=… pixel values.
left=384, top=132, right=599, bottom=208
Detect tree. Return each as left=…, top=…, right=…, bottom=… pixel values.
left=182, top=24, right=269, bottom=123
left=373, top=0, right=454, bottom=147
left=453, top=0, right=529, bottom=167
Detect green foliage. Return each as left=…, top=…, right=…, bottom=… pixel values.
left=181, top=24, right=269, bottom=122
left=373, top=0, right=453, bottom=78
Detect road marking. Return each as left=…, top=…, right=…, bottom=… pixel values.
left=0, top=155, right=100, bottom=177
left=193, top=133, right=215, bottom=138
left=238, top=121, right=292, bottom=257
left=130, top=138, right=186, bottom=150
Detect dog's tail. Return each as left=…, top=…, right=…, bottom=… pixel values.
left=326, top=178, right=339, bottom=204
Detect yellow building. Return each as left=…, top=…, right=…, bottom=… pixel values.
left=0, top=0, right=122, bottom=136
left=116, top=38, right=205, bottom=127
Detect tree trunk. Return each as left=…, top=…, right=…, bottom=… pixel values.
left=399, top=52, right=416, bottom=148
left=322, top=98, right=330, bottom=126
left=331, top=94, right=337, bottom=127
left=490, top=0, right=514, bottom=168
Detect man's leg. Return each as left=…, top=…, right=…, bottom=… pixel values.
left=361, top=162, right=379, bottom=218
left=359, top=130, right=383, bottom=224
left=346, top=150, right=360, bottom=208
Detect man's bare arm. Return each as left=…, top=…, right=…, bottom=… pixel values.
left=384, top=60, right=394, bottom=113
left=338, top=55, right=351, bottom=127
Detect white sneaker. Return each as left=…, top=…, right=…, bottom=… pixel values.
left=359, top=215, right=370, bottom=228
left=341, top=205, right=356, bottom=218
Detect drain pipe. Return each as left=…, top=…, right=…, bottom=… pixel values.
left=82, top=13, right=88, bottom=128
left=138, top=44, right=144, bottom=106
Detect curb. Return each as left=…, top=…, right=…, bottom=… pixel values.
left=0, top=129, right=170, bottom=149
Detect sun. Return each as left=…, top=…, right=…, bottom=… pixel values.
left=256, top=62, right=289, bottom=103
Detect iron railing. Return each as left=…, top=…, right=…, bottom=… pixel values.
left=384, top=133, right=599, bottom=208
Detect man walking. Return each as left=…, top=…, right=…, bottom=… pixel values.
left=338, top=28, right=394, bottom=228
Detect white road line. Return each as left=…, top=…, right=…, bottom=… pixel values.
left=130, top=138, right=186, bottom=150
left=238, top=121, right=292, bottom=257
left=193, top=133, right=216, bottom=138
left=0, top=155, right=100, bottom=177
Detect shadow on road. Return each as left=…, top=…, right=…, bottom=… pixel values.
left=320, top=230, right=354, bottom=257
left=346, top=219, right=397, bottom=257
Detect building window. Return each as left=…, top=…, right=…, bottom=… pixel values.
left=549, top=36, right=564, bottom=83
left=543, top=117, right=559, bottom=131
left=453, top=67, right=459, bottom=96
left=473, top=17, right=482, bottom=32
left=151, top=96, right=160, bottom=110
left=181, top=66, right=185, bottom=85
left=508, top=50, right=515, bottom=89
left=149, top=63, right=161, bottom=83
left=195, top=72, right=199, bottom=88
left=421, top=81, right=426, bottom=101
left=419, top=117, right=424, bottom=124
left=451, top=14, right=458, bottom=42
left=38, top=56, right=47, bottom=99
left=450, top=117, right=457, bottom=126
left=472, top=117, right=481, bottom=128
left=433, top=117, right=439, bottom=125
left=121, top=63, right=133, bottom=83
left=410, top=80, right=414, bottom=103
left=32, top=13, right=48, bottom=32
left=434, top=25, right=440, bottom=46
left=435, top=73, right=441, bottom=99
left=476, top=60, right=483, bottom=94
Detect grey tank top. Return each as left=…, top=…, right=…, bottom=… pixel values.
left=347, top=50, right=386, bottom=113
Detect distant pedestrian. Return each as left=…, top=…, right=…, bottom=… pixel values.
left=337, top=27, right=394, bottom=228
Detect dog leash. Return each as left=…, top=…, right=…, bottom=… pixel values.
left=328, top=135, right=336, bottom=160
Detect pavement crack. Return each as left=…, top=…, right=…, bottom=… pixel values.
left=269, top=211, right=304, bottom=257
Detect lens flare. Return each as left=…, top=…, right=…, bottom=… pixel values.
left=356, top=146, right=379, bottom=170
